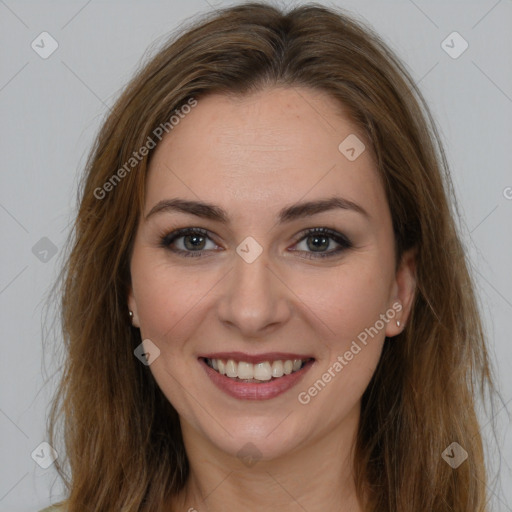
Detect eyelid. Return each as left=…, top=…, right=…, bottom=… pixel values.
left=159, top=226, right=353, bottom=259
left=160, top=227, right=221, bottom=257
left=160, top=227, right=214, bottom=246
left=290, top=227, right=353, bottom=259
left=293, top=226, right=352, bottom=246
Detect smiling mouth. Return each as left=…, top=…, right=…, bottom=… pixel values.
left=201, top=357, right=314, bottom=383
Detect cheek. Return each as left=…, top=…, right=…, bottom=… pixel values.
left=131, top=252, right=220, bottom=343
left=134, top=273, right=182, bottom=339
left=290, top=260, right=393, bottom=341
left=294, top=267, right=390, bottom=417
left=290, top=256, right=392, bottom=395
left=130, top=255, right=212, bottom=409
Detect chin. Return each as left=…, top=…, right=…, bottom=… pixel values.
left=196, top=410, right=314, bottom=462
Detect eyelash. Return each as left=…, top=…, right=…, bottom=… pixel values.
left=159, top=227, right=353, bottom=260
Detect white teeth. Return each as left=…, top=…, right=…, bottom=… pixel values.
left=206, top=357, right=308, bottom=381
left=271, top=360, right=284, bottom=378
left=225, top=359, right=237, bottom=378
left=254, top=362, right=272, bottom=381
left=237, top=361, right=253, bottom=380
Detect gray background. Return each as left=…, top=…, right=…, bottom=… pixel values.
left=0, top=0, right=511, bottom=510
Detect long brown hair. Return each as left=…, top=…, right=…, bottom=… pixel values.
left=45, top=2, right=497, bottom=510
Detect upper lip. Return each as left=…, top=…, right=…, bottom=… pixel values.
left=199, top=351, right=314, bottom=364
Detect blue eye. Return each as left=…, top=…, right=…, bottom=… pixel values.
left=160, top=227, right=352, bottom=259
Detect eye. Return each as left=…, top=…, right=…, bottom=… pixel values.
left=160, top=226, right=352, bottom=259
left=160, top=228, right=219, bottom=258
left=291, top=227, right=353, bottom=259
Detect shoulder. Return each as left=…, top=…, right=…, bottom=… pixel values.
left=39, top=504, right=67, bottom=512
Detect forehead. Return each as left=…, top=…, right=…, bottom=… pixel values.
left=144, top=87, right=385, bottom=220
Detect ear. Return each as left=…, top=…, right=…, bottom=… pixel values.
left=385, top=247, right=416, bottom=337
left=127, top=285, right=140, bottom=328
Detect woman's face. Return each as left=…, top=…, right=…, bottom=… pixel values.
left=128, top=87, right=415, bottom=462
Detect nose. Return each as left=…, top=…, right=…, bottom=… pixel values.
left=216, top=248, right=292, bottom=338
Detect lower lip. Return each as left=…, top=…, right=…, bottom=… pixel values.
left=199, top=358, right=314, bottom=400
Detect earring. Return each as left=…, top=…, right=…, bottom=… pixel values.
left=396, top=320, right=401, bottom=327
left=128, top=310, right=133, bottom=318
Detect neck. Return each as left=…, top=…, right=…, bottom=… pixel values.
left=170, top=404, right=364, bottom=512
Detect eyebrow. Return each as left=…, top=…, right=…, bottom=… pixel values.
left=145, top=196, right=369, bottom=223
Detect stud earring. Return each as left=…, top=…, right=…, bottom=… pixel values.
left=128, top=310, right=133, bottom=318
left=396, top=320, right=401, bottom=327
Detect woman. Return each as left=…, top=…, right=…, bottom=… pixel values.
left=42, top=2, right=496, bottom=511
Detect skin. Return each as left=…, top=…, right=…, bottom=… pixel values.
left=128, top=86, right=416, bottom=511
